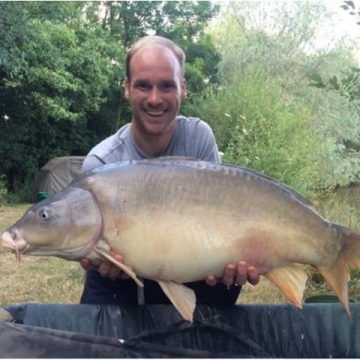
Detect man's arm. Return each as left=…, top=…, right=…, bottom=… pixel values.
left=82, top=154, right=105, bottom=173
left=190, top=118, right=221, bottom=162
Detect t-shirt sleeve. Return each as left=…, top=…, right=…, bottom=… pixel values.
left=81, top=133, right=119, bottom=172
left=192, top=120, right=221, bottom=163
left=81, top=154, right=105, bottom=173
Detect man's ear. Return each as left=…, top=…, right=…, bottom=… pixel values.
left=181, top=78, right=187, bottom=100
left=124, top=78, right=130, bottom=99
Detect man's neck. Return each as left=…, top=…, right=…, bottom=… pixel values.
left=131, top=124, right=175, bottom=158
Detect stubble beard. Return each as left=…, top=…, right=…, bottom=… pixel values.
left=135, top=112, right=176, bottom=137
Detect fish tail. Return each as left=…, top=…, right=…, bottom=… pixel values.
left=317, top=224, right=360, bottom=321
left=337, top=224, right=360, bottom=270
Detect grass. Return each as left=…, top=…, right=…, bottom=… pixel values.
left=0, top=192, right=360, bottom=307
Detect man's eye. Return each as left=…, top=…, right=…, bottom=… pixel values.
left=137, top=83, right=150, bottom=90
left=162, top=83, right=174, bottom=91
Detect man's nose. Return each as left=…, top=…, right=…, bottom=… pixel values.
left=147, top=88, right=162, bottom=106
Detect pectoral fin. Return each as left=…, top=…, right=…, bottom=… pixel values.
left=157, top=280, right=196, bottom=322
left=265, top=264, right=308, bottom=308
left=93, top=247, right=143, bottom=287
left=0, top=308, right=13, bottom=322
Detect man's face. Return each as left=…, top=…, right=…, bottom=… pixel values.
left=124, top=46, right=187, bottom=137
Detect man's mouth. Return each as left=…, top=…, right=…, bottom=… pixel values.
left=145, top=110, right=166, bottom=117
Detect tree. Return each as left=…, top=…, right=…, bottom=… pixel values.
left=0, top=2, right=121, bottom=197
left=308, top=1, right=360, bottom=102
left=305, top=1, right=360, bottom=187
left=199, top=1, right=360, bottom=191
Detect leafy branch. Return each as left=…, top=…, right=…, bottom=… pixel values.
left=340, top=1, right=360, bottom=25
left=308, top=69, right=360, bottom=101
left=308, top=1, right=360, bottom=101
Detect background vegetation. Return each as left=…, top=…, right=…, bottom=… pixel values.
left=1, top=1, right=360, bottom=203
left=1, top=0, right=360, bottom=306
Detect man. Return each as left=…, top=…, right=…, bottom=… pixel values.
left=80, top=35, right=259, bottom=306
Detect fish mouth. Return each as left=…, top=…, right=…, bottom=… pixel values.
left=2, top=230, right=29, bottom=261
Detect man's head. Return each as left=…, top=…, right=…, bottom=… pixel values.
left=124, top=36, right=187, bottom=139
left=126, top=36, right=185, bottom=80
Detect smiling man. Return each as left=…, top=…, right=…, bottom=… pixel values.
left=125, top=44, right=186, bottom=154
left=79, top=36, right=259, bottom=306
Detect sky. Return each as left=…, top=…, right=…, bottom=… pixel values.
left=317, top=0, right=360, bottom=62
left=322, top=1, right=360, bottom=40
left=217, top=0, right=360, bottom=63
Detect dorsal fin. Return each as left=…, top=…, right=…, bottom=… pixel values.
left=239, top=167, right=313, bottom=206
left=110, top=156, right=313, bottom=207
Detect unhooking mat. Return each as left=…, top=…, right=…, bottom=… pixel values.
left=1, top=303, right=359, bottom=357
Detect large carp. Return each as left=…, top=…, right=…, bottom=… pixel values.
left=2, top=157, right=360, bottom=322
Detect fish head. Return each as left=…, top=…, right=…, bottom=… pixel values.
left=2, top=186, right=102, bottom=261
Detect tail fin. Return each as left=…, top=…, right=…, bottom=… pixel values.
left=317, top=224, right=360, bottom=321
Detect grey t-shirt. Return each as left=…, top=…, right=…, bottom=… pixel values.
left=82, top=116, right=220, bottom=172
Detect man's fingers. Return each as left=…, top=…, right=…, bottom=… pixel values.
left=206, top=261, right=260, bottom=288
left=109, top=264, right=132, bottom=280
left=235, top=261, right=248, bottom=286
left=79, top=258, right=89, bottom=269
left=247, top=266, right=260, bottom=286
left=80, top=252, right=127, bottom=279
left=100, top=261, right=126, bottom=279
left=107, top=251, right=128, bottom=279
left=110, top=251, right=124, bottom=263
left=99, top=261, right=112, bottom=277
left=79, top=258, right=96, bottom=271
left=205, top=274, right=217, bottom=287
left=222, top=264, right=236, bottom=287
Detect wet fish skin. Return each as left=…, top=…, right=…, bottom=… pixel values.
left=2, top=157, right=360, bottom=322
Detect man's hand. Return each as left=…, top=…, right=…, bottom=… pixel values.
left=79, top=251, right=130, bottom=280
left=205, top=261, right=260, bottom=287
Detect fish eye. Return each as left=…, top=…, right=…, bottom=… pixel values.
left=38, top=208, right=51, bottom=220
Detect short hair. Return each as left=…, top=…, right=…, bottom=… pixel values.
left=126, top=36, right=186, bottom=79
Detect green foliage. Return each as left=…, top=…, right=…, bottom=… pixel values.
left=19, top=20, right=115, bottom=120
left=184, top=66, right=323, bottom=197
left=307, top=0, right=360, bottom=101
left=184, top=34, right=220, bottom=95
left=308, top=68, right=360, bottom=101
left=205, top=1, right=360, bottom=191
left=305, top=0, right=360, bottom=188
left=0, top=2, right=121, bottom=194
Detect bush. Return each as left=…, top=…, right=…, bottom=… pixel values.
left=183, top=66, right=326, bottom=198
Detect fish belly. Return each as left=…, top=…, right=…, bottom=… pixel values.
left=104, top=208, right=332, bottom=283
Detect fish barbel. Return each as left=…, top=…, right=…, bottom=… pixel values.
left=2, top=157, right=360, bottom=322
